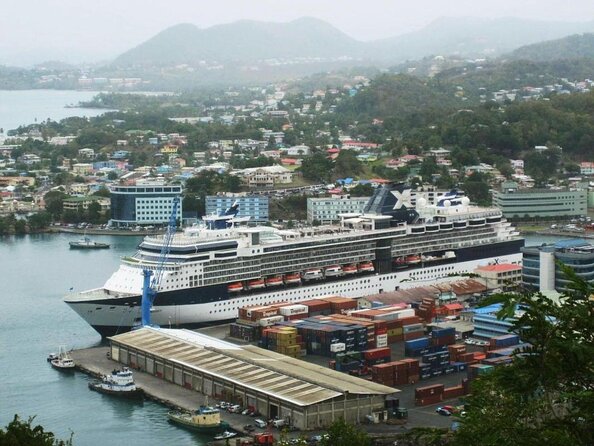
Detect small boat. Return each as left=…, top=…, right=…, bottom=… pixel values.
left=69, top=236, right=110, bottom=249
left=227, top=282, right=243, bottom=293
left=358, top=261, right=375, bottom=273
left=265, top=276, right=283, bottom=287
left=324, top=265, right=343, bottom=277
left=283, top=273, right=301, bottom=285
left=247, top=279, right=266, bottom=290
left=88, top=367, right=144, bottom=399
left=213, top=431, right=237, bottom=440
left=168, top=406, right=229, bottom=433
left=342, top=264, right=358, bottom=275
left=50, top=346, right=75, bottom=371
left=47, top=352, right=59, bottom=362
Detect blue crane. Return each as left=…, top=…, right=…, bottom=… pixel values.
left=140, top=196, right=180, bottom=327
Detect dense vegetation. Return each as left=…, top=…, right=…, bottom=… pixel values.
left=0, top=415, right=72, bottom=446
left=509, top=33, right=594, bottom=62
left=452, top=267, right=594, bottom=446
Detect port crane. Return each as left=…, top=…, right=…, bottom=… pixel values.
left=140, top=196, right=180, bottom=327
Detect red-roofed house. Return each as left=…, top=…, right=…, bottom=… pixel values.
left=341, top=140, right=381, bottom=151
left=474, top=264, right=522, bottom=290
left=281, top=158, right=301, bottom=166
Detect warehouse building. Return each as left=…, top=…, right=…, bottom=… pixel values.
left=109, top=327, right=398, bottom=430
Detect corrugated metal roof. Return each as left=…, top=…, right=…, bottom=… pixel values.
left=110, top=328, right=398, bottom=407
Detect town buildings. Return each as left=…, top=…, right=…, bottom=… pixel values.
left=307, top=196, right=370, bottom=224
left=492, top=181, right=587, bottom=220
left=109, top=183, right=183, bottom=228
left=205, top=194, right=269, bottom=223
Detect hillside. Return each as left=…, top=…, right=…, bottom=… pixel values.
left=370, top=17, right=594, bottom=60
left=112, top=16, right=594, bottom=69
left=508, top=33, right=594, bottom=62
left=112, top=17, right=363, bottom=66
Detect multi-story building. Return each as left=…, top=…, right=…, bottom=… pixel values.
left=307, top=196, right=370, bottom=224
left=109, top=184, right=182, bottom=228
left=492, top=181, right=587, bottom=220
left=522, top=239, right=594, bottom=292
left=474, top=264, right=522, bottom=291
left=62, top=196, right=110, bottom=213
left=472, top=304, right=517, bottom=339
left=237, top=166, right=293, bottom=188
left=205, top=194, right=269, bottom=223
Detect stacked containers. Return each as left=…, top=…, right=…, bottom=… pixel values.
left=489, top=334, right=520, bottom=350
left=371, top=363, right=395, bottom=387
left=260, top=326, right=302, bottom=358
left=443, top=385, right=466, bottom=400
left=421, top=350, right=452, bottom=378
left=279, top=304, right=309, bottom=321
left=415, top=384, right=444, bottom=406
left=416, top=297, right=436, bottom=323
left=430, top=327, right=456, bottom=346
left=229, top=323, right=259, bottom=342
left=299, top=299, right=332, bottom=317
left=448, top=344, right=467, bottom=362
left=404, top=337, right=430, bottom=356
left=363, top=347, right=391, bottom=366
left=321, top=296, right=358, bottom=315
left=467, top=364, right=495, bottom=379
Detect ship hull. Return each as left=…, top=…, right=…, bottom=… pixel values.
left=65, top=247, right=523, bottom=337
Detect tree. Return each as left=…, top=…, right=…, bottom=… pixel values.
left=86, top=201, right=102, bottom=224
left=319, top=418, right=371, bottom=446
left=299, top=153, right=333, bottom=182
left=43, top=191, right=67, bottom=218
left=348, top=183, right=374, bottom=197
left=333, top=150, right=363, bottom=179
left=462, top=172, right=491, bottom=206
left=28, top=212, right=52, bottom=231
left=452, top=265, right=594, bottom=446
left=0, top=414, right=72, bottom=446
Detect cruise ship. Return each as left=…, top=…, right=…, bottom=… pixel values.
left=64, top=184, right=524, bottom=337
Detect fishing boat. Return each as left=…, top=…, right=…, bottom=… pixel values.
left=88, top=367, right=144, bottom=399
left=50, top=346, right=75, bottom=371
left=167, top=406, right=229, bottom=433
left=213, top=430, right=237, bottom=440
left=69, top=236, right=110, bottom=249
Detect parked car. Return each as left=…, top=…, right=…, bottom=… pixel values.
left=228, top=404, right=241, bottom=413
left=436, top=407, right=452, bottom=416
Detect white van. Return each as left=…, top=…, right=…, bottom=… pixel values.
left=272, top=419, right=285, bottom=428
left=254, top=419, right=267, bottom=428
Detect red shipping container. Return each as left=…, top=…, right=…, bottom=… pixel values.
left=363, top=347, right=392, bottom=360
left=415, top=394, right=443, bottom=406
left=403, top=331, right=426, bottom=341
left=415, top=384, right=445, bottom=398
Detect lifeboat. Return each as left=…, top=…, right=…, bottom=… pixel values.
left=227, top=282, right=243, bottom=293
left=247, top=278, right=266, bottom=290
left=358, top=261, right=375, bottom=273
left=393, top=257, right=408, bottom=268
left=265, top=276, right=283, bottom=287
left=324, top=265, right=343, bottom=277
left=342, top=264, right=358, bottom=275
left=283, top=273, right=301, bottom=285
left=302, top=268, right=323, bottom=281
left=406, top=255, right=421, bottom=264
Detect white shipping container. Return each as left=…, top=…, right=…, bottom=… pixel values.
left=376, top=334, right=388, bottom=348
left=330, top=343, right=346, bottom=352
left=279, top=304, right=308, bottom=316
left=395, top=308, right=416, bottom=319
left=259, top=315, right=284, bottom=327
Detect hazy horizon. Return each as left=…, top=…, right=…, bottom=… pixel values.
left=2, top=0, right=594, bottom=67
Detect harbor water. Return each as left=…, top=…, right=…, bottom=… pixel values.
left=0, top=233, right=212, bottom=446
left=0, top=232, right=571, bottom=444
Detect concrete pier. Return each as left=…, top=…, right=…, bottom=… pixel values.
left=71, top=346, right=261, bottom=443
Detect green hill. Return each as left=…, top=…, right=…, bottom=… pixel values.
left=508, top=33, right=594, bottom=62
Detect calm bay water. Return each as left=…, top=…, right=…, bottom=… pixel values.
left=0, top=233, right=211, bottom=446
left=0, top=90, right=109, bottom=133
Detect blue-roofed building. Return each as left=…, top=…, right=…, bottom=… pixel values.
left=522, top=239, right=594, bottom=292
left=472, top=304, right=519, bottom=339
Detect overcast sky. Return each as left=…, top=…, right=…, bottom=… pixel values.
left=2, top=0, right=594, bottom=66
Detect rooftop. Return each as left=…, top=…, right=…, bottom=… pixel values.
left=110, top=327, right=397, bottom=407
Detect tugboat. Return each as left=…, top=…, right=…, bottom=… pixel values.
left=88, top=367, right=144, bottom=399
left=167, top=406, right=229, bottom=433
left=50, top=346, right=75, bottom=371
left=69, top=236, right=110, bottom=249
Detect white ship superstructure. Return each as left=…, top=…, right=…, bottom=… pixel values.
left=65, top=185, right=523, bottom=336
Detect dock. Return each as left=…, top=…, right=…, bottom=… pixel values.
left=71, top=346, right=260, bottom=442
